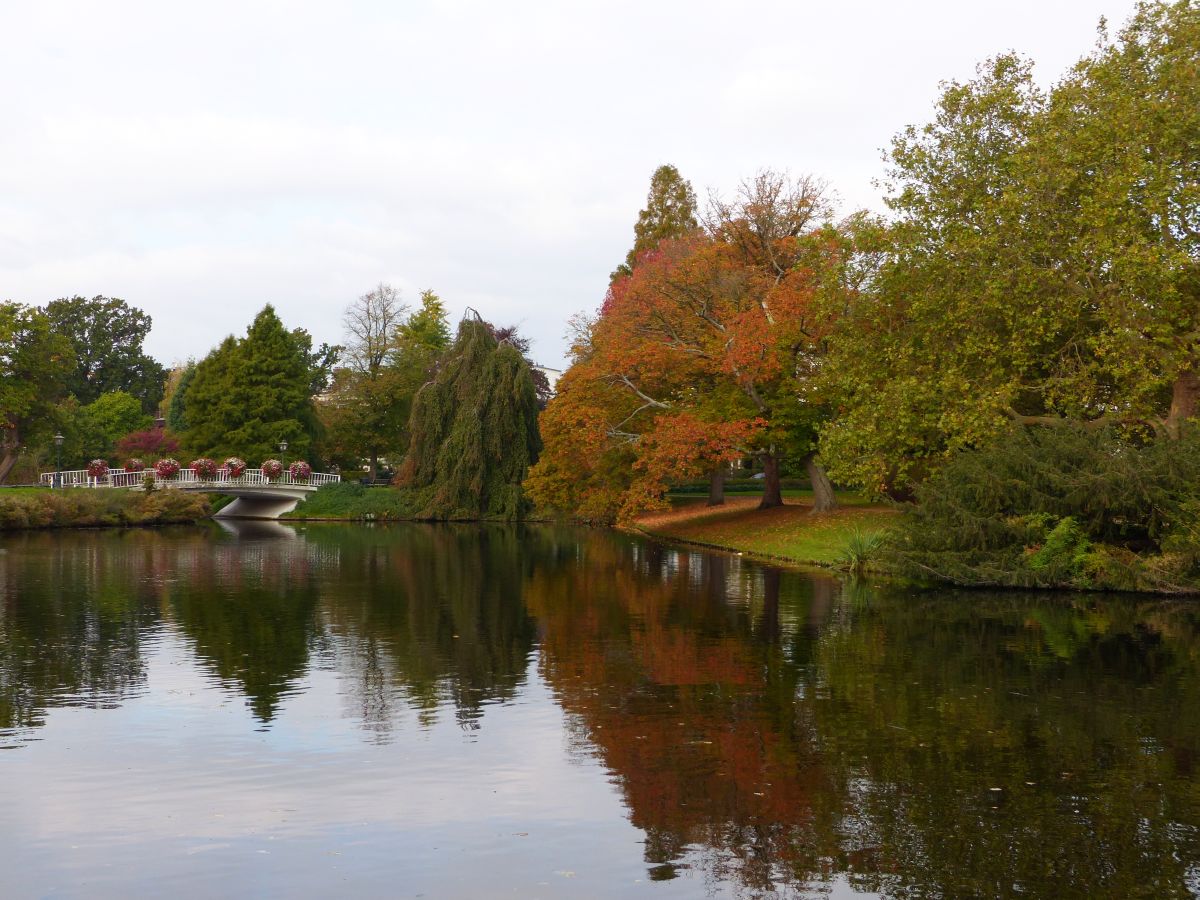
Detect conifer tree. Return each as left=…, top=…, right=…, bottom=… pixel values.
left=179, top=336, right=241, bottom=458
left=612, top=164, right=700, bottom=281
left=181, top=306, right=317, bottom=461
left=397, top=314, right=541, bottom=520
left=165, top=362, right=196, bottom=432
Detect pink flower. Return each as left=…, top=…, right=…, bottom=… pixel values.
left=155, top=458, right=180, bottom=479
left=191, top=458, right=218, bottom=479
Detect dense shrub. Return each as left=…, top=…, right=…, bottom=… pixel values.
left=0, top=488, right=210, bottom=530
left=886, top=425, right=1200, bottom=593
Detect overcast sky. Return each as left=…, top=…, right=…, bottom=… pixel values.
left=0, top=0, right=1143, bottom=370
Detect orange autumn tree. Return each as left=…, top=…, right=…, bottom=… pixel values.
left=527, top=170, right=847, bottom=522
left=527, top=240, right=762, bottom=524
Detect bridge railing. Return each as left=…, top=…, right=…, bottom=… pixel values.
left=41, top=467, right=340, bottom=489
left=39, top=469, right=128, bottom=487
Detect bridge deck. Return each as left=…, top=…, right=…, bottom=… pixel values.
left=41, top=468, right=340, bottom=490
left=38, top=467, right=341, bottom=519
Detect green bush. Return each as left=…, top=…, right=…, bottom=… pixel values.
left=834, top=528, right=888, bottom=576
left=886, top=425, right=1200, bottom=593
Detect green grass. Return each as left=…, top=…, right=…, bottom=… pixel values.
left=639, top=495, right=898, bottom=566
left=284, top=482, right=421, bottom=520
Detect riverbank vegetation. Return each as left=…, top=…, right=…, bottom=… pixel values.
left=0, top=488, right=211, bottom=530
left=288, top=315, right=543, bottom=521
left=1, top=2, right=1195, bottom=591
left=283, top=483, right=415, bottom=521
left=527, top=1, right=1200, bottom=591
left=885, top=426, right=1200, bottom=593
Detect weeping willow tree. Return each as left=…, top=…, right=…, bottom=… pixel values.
left=396, top=313, right=542, bottom=520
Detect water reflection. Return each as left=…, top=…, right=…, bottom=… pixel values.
left=0, top=524, right=1197, bottom=897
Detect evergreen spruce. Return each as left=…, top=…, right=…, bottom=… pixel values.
left=397, top=315, right=541, bottom=520
left=181, top=306, right=317, bottom=461
left=612, top=164, right=700, bottom=280
left=166, top=362, right=196, bottom=432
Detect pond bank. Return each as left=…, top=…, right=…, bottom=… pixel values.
left=0, top=487, right=211, bottom=529
left=633, top=495, right=898, bottom=567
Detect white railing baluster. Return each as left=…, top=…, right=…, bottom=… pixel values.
left=38, top=467, right=339, bottom=491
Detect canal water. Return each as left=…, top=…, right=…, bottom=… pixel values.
left=0, top=522, right=1197, bottom=898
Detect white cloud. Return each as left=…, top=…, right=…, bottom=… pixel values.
left=0, top=0, right=1142, bottom=367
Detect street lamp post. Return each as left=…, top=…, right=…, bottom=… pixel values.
left=53, top=433, right=64, bottom=488
left=278, top=440, right=288, bottom=476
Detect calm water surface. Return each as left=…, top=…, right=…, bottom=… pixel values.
left=0, top=522, right=1198, bottom=898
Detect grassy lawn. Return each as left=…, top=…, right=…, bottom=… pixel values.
left=0, top=486, right=52, bottom=497
left=284, top=481, right=419, bottom=520
left=637, top=495, right=898, bottom=566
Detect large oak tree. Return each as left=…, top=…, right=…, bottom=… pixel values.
left=821, top=1, right=1200, bottom=491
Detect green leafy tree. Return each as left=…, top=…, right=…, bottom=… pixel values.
left=0, top=303, right=72, bottom=482
left=398, top=314, right=541, bottom=519
left=611, top=164, right=700, bottom=281
left=44, top=296, right=166, bottom=413
left=56, top=391, right=153, bottom=466
left=321, top=287, right=450, bottom=476
left=292, top=329, right=341, bottom=397
left=822, top=2, right=1200, bottom=492
left=181, top=306, right=317, bottom=462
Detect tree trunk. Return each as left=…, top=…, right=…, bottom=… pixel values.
left=804, top=453, right=837, bottom=514
left=0, top=450, right=17, bottom=485
left=706, top=465, right=725, bottom=507
left=1166, top=369, right=1200, bottom=440
left=368, top=453, right=379, bottom=481
left=0, top=425, right=19, bottom=484
left=758, top=451, right=783, bottom=509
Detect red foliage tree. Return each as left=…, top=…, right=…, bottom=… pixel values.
left=528, top=171, right=855, bottom=521
left=115, top=428, right=180, bottom=458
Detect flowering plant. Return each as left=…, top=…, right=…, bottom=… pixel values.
left=125, top=458, right=146, bottom=472
left=86, top=459, right=109, bottom=479
left=155, top=457, right=180, bottom=479
left=191, top=457, right=218, bottom=480
left=223, top=457, right=246, bottom=478
left=260, top=459, right=283, bottom=480
left=288, top=460, right=312, bottom=482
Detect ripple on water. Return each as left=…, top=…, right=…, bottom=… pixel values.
left=0, top=524, right=1197, bottom=899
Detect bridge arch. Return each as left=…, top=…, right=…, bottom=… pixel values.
left=39, top=467, right=340, bottom=519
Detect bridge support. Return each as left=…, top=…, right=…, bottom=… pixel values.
left=214, top=495, right=302, bottom=520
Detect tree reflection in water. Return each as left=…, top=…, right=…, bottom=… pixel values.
left=527, top=534, right=1200, bottom=896
left=0, top=524, right=1198, bottom=896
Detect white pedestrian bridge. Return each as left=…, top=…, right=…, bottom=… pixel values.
left=39, top=467, right=340, bottom=519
